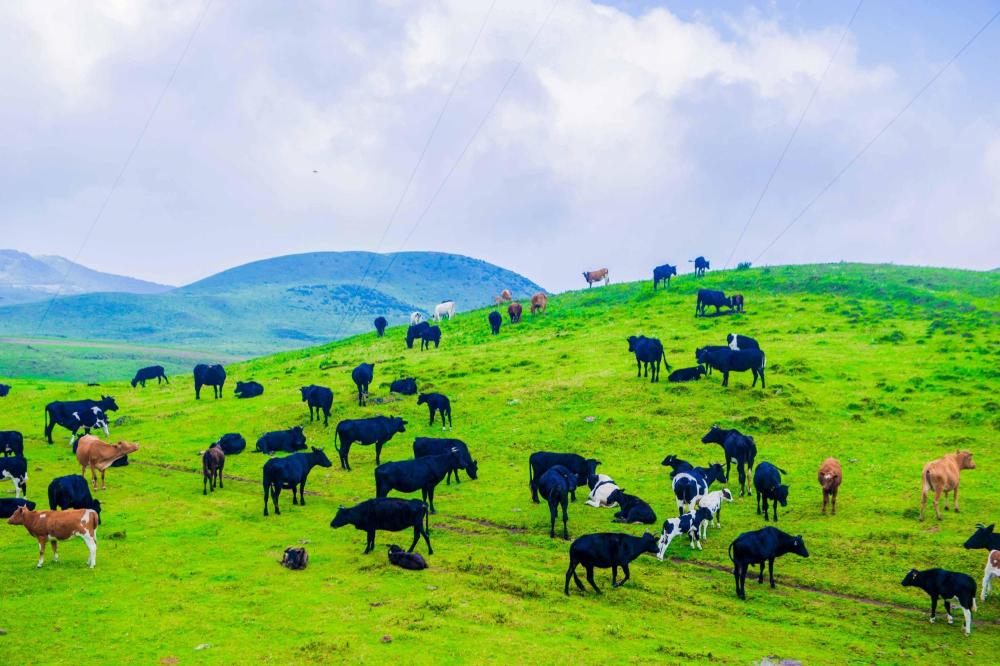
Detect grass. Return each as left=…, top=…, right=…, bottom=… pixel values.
left=0, top=262, right=997, bottom=665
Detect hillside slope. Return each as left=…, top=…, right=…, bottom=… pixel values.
left=0, top=263, right=996, bottom=664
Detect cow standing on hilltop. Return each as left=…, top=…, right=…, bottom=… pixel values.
left=352, top=363, right=375, bottom=406
left=583, top=268, right=609, bottom=287
left=194, top=364, right=226, bottom=400
left=373, top=316, right=388, bottom=337
left=653, top=264, right=677, bottom=290
left=691, top=256, right=710, bottom=277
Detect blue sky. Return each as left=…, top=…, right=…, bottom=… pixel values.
left=1, top=0, right=997, bottom=291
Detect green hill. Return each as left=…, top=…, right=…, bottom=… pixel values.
left=0, top=263, right=997, bottom=664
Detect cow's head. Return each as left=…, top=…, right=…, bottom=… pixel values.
left=417, top=394, right=427, bottom=405
left=330, top=505, right=353, bottom=529
left=901, top=568, right=920, bottom=587
left=393, top=418, right=407, bottom=434
left=720, top=488, right=734, bottom=503
left=639, top=532, right=659, bottom=556
left=115, top=441, right=140, bottom=457
left=788, top=535, right=808, bottom=558
left=130, top=376, right=140, bottom=388
left=963, top=523, right=995, bottom=550
left=100, top=396, right=119, bottom=412
left=310, top=447, right=333, bottom=468
left=299, top=386, right=313, bottom=401
left=607, top=488, right=624, bottom=505
left=7, top=505, right=28, bottom=525
left=661, top=454, right=685, bottom=468
left=291, top=427, right=306, bottom=447
left=706, top=463, right=727, bottom=483
left=956, top=450, right=975, bottom=470
left=584, top=459, right=601, bottom=481
left=464, top=458, right=479, bottom=480
left=701, top=425, right=724, bottom=444
left=773, top=484, right=789, bottom=506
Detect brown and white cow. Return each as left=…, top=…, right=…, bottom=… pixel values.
left=500, top=289, right=512, bottom=302
left=818, top=457, right=842, bottom=515
left=531, top=292, right=548, bottom=315
left=582, top=268, right=609, bottom=287
left=75, top=435, right=139, bottom=491
left=920, top=450, right=975, bottom=521
left=7, top=506, right=98, bottom=568
left=983, top=550, right=1000, bottom=602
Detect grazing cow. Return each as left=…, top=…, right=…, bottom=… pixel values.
left=1, top=431, right=24, bottom=457
left=7, top=506, right=99, bottom=568
left=262, top=448, right=332, bottom=516
left=410, top=312, right=423, bottom=325
left=75, top=435, right=138, bottom=491
left=696, top=289, right=732, bottom=316
left=753, top=462, right=789, bottom=521
left=582, top=268, right=609, bottom=287
left=818, top=458, right=842, bottom=515
left=352, top=362, right=375, bottom=406
left=420, top=325, right=442, bottom=350
left=374, top=316, right=388, bottom=337
left=47, top=475, right=101, bottom=518
left=980, top=549, right=1000, bottom=602
left=417, top=392, right=452, bottom=429
left=607, top=489, right=656, bottom=524
left=44, top=396, right=118, bottom=444
left=203, top=444, right=225, bottom=495
left=413, top=437, right=476, bottom=484
left=500, top=289, right=512, bottom=302
left=727, top=333, right=759, bottom=350
left=388, top=544, right=428, bottom=570
left=331, top=498, right=432, bottom=554
left=406, top=321, right=430, bottom=349
left=901, top=568, right=978, bottom=635
left=234, top=380, right=264, bottom=399
left=657, top=508, right=711, bottom=557
left=300, top=385, right=333, bottom=426
left=696, top=489, right=734, bottom=537
left=530, top=292, right=547, bottom=315
left=0, top=383, right=9, bottom=397
left=281, top=547, right=309, bottom=570
left=652, top=263, right=677, bottom=290
left=964, top=523, right=1000, bottom=551
left=214, top=433, right=246, bottom=455
left=565, top=532, right=658, bottom=595
left=488, top=310, right=502, bottom=335
left=691, top=256, right=710, bottom=277
left=434, top=301, right=456, bottom=322
left=701, top=425, right=757, bottom=496
left=696, top=347, right=766, bottom=388
left=528, top=452, right=600, bottom=503
left=921, top=450, right=976, bottom=521
left=729, top=527, right=808, bottom=599
left=668, top=366, right=705, bottom=382
left=255, top=426, right=306, bottom=455
left=0, top=498, right=35, bottom=519
left=508, top=302, right=523, bottom=323
left=1, top=456, right=28, bottom=498
left=627, top=335, right=670, bottom=383
left=673, top=463, right=727, bottom=515
left=193, top=363, right=226, bottom=400
left=732, top=294, right=745, bottom=313
left=390, top=378, right=417, bottom=396
left=334, top=416, right=407, bottom=471
left=537, top=465, right=577, bottom=539
left=375, top=449, right=477, bottom=514
left=130, top=365, right=168, bottom=388
left=661, top=454, right=693, bottom=478
left=585, top=474, right=620, bottom=508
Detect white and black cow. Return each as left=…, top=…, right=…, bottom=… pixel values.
left=696, top=488, right=734, bottom=539
left=44, top=396, right=118, bottom=444
left=727, top=334, right=760, bottom=351
left=585, top=474, right=620, bottom=508
left=1, top=456, right=28, bottom=498
left=657, top=507, right=711, bottom=558
left=672, top=463, right=727, bottom=516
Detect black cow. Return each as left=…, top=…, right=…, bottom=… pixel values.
left=696, top=289, right=732, bottom=316
left=607, top=489, right=656, bottom=524
left=334, top=416, right=407, bottom=471
left=488, top=310, right=502, bottom=335
left=565, top=532, right=659, bottom=595
left=627, top=335, right=670, bottom=383
left=131, top=365, right=168, bottom=388
left=0, top=431, right=24, bottom=457
left=694, top=345, right=730, bottom=376
left=727, top=333, right=760, bottom=350
left=300, top=385, right=333, bottom=426
left=194, top=364, right=226, bottom=400
left=729, top=527, right=808, bottom=599
left=375, top=449, right=477, bottom=514
left=652, top=263, right=677, bottom=290
left=406, top=322, right=430, bottom=349
left=388, top=544, right=428, bottom=570
left=702, top=425, right=757, bottom=496
left=0, top=497, right=35, bottom=519
left=964, top=523, right=1000, bottom=550
left=331, top=498, right=432, bottom=554
left=420, top=325, right=442, bottom=350
left=352, top=362, right=375, bottom=406
left=692, top=256, right=710, bottom=277
left=668, top=366, right=706, bottom=382
left=537, top=465, right=577, bottom=539
left=417, top=392, right=452, bottom=429
left=696, top=347, right=766, bottom=388
left=44, top=396, right=117, bottom=444
left=753, top=462, right=789, bottom=521
left=235, top=381, right=264, bottom=399
left=214, top=433, right=246, bottom=455
left=255, top=426, right=306, bottom=455
left=374, top=316, right=388, bottom=337
left=390, top=378, right=417, bottom=396
left=413, top=437, right=476, bottom=484
left=901, top=568, right=978, bottom=635
left=661, top=454, right=693, bottom=478
left=528, top=452, right=601, bottom=503
left=48, top=475, right=102, bottom=519
left=0, top=456, right=28, bottom=498
left=262, top=447, right=332, bottom=516
left=0, top=384, right=9, bottom=398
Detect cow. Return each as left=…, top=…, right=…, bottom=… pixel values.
left=0, top=498, right=35, bottom=519
left=607, top=489, right=656, bottom=525
left=410, top=312, right=423, bottom=325
left=406, top=322, right=430, bottom=349
left=901, top=568, right=978, bottom=635
left=921, top=450, right=976, bottom=521
left=434, top=301, right=455, bottom=322
left=668, top=366, right=706, bottom=382
left=701, top=425, right=757, bottom=496
left=528, top=452, right=600, bottom=503
left=214, top=433, right=246, bottom=455
left=964, top=523, right=1000, bottom=551
left=300, top=385, right=333, bottom=426
left=753, top=462, right=789, bottom=521
left=537, top=465, right=577, bottom=539
left=193, top=364, right=226, bottom=399
left=0, top=383, right=9, bottom=397
left=203, top=444, right=225, bottom=495
left=508, top=302, right=523, bottom=323
left=255, top=426, right=306, bottom=455
left=390, top=378, right=417, bottom=396
left=7, top=506, right=99, bottom=568
left=374, top=316, right=388, bottom=337
left=530, top=292, right=547, bottom=315
left=234, top=381, right=264, bottom=399
left=488, top=310, right=502, bottom=335
left=673, top=463, right=727, bottom=515
left=564, top=532, right=658, bottom=595
left=696, top=347, right=766, bottom=388
left=413, top=437, right=476, bottom=484
left=1, top=456, right=28, bottom=498
left=500, top=289, right=513, bottom=302
left=691, top=256, right=710, bottom=277
left=696, top=289, right=732, bottom=316
left=420, top=325, right=442, bottom=350
left=0, top=431, right=24, bottom=457
left=334, top=416, right=407, bottom=471
left=660, top=454, right=693, bottom=478
left=696, top=488, right=734, bottom=537
left=417, top=392, right=452, bottom=429
left=130, top=365, right=168, bottom=388
left=64, top=407, right=111, bottom=447
left=47, top=475, right=102, bottom=519
left=262, top=447, right=332, bottom=516
left=388, top=544, right=428, bottom=570
left=75, top=435, right=138, bottom=491
left=652, top=263, right=677, bottom=290
left=585, top=474, right=620, bottom=508
left=727, top=333, right=759, bottom=350
left=281, top=547, right=309, bottom=570
left=729, top=527, right=808, bottom=599
left=352, top=362, right=375, bottom=406
left=657, top=508, right=711, bottom=557
left=818, top=458, right=842, bottom=515
left=732, top=294, right=745, bottom=313
left=44, top=396, right=118, bottom=444
left=583, top=268, right=609, bottom=287
left=980, top=550, right=1000, bottom=602
left=331, top=498, right=432, bottom=554
left=627, top=335, right=669, bottom=383
left=375, top=449, right=477, bottom=514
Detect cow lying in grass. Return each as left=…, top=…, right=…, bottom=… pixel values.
left=585, top=474, right=620, bottom=508
left=607, top=489, right=656, bottom=525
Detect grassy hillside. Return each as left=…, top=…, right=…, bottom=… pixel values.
left=0, top=263, right=997, bottom=665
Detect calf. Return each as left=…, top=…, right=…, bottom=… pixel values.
left=500, top=289, right=513, bottom=302
left=433, top=300, right=455, bottom=322
left=47, top=475, right=102, bottom=519
left=0, top=456, right=28, bottom=498
left=729, top=527, right=809, bottom=599
left=8, top=506, right=99, bottom=568
left=538, top=466, right=577, bottom=539
left=214, top=433, right=246, bottom=455
left=420, top=325, right=442, bottom=350
left=352, top=362, right=375, bottom=406
left=255, top=426, right=306, bottom=455
left=565, top=532, right=658, bottom=594
left=661, top=454, right=693, bottom=478
left=330, top=498, right=432, bottom=554
left=0, top=498, right=35, bottom=519
left=607, top=489, right=656, bottom=525
left=375, top=449, right=476, bottom=514
left=652, top=263, right=677, bottom=290
left=673, top=463, right=727, bottom=515
left=696, top=289, right=731, bottom=316
left=509, top=302, right=523, bottom=322
left=390, top=377, right=417, bottom=396
left=413, top=437, right=476, bottom=484
left=203, top=444, right=225, bottom=495
left=374, top=316, right=388, bottom=337
left=964, top=523, right=1000, bottom=551
left=818, top=457, right=842, bottom=515
left=696, top=488, right=734, bottom=537
left=0, top=430, right=24, bottom=457
left=334, top=416, right=407, bottom=470
left=901, top=568, right=978, bottom=635
left=529, top=452, right=600, bottom=503
left=44, top=396, right=117, bottom=444
left=696, top=347, right=766, bottom=388
left=921, top=450, right=975, bottom=521
left=753, top=462, right=789, bottom=521
left=701, top=425, right=757, bottom=496
left=627, top=335, right=669, bottom=383
left=131, top=365, right=168, bottom=388
left=418, top=392, right=452, bottom=429
left=281, top=547, right=309, bottom=570
left=235, top=380, right=264, bottom=398
left=488, top=310, right=502, bottom=335
left=727, top=333, right=759, bottom=350
left=388, top=544, right=428, bottom=570
left=981, top=551, right=1000, bottom=602
left=262, top=448, right=333, bottom=516
left=731, top=294, right=745, bottom=313
left=585, top=474, right=620, bottom=508
left=668, top=366, right=705, bottom=382
left=657, top=508, right=711, bottom=557
left=300, top=385, right=333, bottom=426
left=0, top=383, right=9, bottom=397
left=193, top=363, right=226, bottom=399
left=75, top=435, right=138, bottom=490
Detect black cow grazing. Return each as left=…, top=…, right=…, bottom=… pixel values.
left=694, top=345, right=730, bottom=376
left=696, top=289, right=732, bottom=316
left=901, top=568, right=978, bottom=635
left=255, top=426, right=307, bottom=455
left=215, top=433, right=246, bottom=455
left=1, top=431, right=24, bottom=457
left=262, top=447, right=332, bottom=516
left=1, top=456, right=28, bottom=498
left=0, top=497, right=35, bottom=519
left=44, top=396, right=118, bottom=444
left=390, top=378, right=417, bottom=396
left=964, top=523, right=1000, bottom=550
left=388, top=544, right=428, bottom=570
left=652, top=263, right=677, bottom=290
left=420, top=325, right=442, bottom=350
left=374, top=316, right=388, bottom=337
left=194, top=364, right=226, bottom=399
left=47, top=475, right=102, bottom=519
left=406, top=322, right=430, bottom=349
left=352, top=363, right=375, bottom=406
left=203, top=444, right=225, bottom=495
left=754, top=462, right=789, bottom=521
left=607, top=489, right=656, bottom=525
left=668, top=366, right=706, bottom=383
left=417, top=392, right=452, bottom=429
left=0, top=384, right=9, bottom=398
left=672, top=463, right=727, bottom=516
left=331, top=498, right=432, bottom=554
left=375, top=449, right=477, bottom=514
left=696, top=347, right=766, bottom=388
left=729, top=527, right=808, bottom=599
left=702, top=425, right=757, bottom=496
left=334, top=416, right=407, bottom=471
left=660, top=454, right=693, bottom=478
left=537, top=465, right=578, bottom=539
left=131, top=365, right=168, bottom=388
left=413, top=438, right=476, bottom=484
left=528, top=452, right=601, bottom=503
left=234, top=381, right=264, bottom=399
left=564, top=532, right=659, bottom=595
left=727, top=333, right=760, bottom=350
left=691, top=256, right=710, bottom=277
left=300, top=385, right=333, bottom=426
left=627, top=335, right=670, bottom=383
left=488, top=310, right=502, bottom=335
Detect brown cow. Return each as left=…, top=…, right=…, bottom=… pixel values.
left=508, top=302, right=523, bottom=323
left=500, top=289, right=512, bottom=302
left=531, top=292, right=548, bottom=315
left=75, top=435, right=139, bottom=491
left=582, top=268, right=609, bottom=287
left=8, top=506, right=98, bottom=568
left=203, top=443, right=225, bottom=495
left=732, top=294, right=745, bottom=313
left=818, top=457, right=842, bottom=515
left=920, top=450, right=976, bottom=521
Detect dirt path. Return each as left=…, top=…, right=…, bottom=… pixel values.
left=0, top=337, right=246, bottom=362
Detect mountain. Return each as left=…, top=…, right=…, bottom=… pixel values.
left=0, top=249, right=173, bottom=305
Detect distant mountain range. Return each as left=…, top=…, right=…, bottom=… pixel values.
left=0, top=251, right=543, bottom=356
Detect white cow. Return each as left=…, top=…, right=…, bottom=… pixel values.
left=695, top=488, right=734, bottom=539
left=585, top=474, right=620, bottom=507
left=433, top=301, right=455, bottom=322
left=410, top=312, right=423, bottom=325
left=983, top=550, right=1000, bottom=601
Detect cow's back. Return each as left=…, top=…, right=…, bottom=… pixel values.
left=75, top=435, right=103, bottom=465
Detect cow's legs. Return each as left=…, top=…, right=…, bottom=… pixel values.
left=962, top=605, right=972, bottom=635
left=611, top=565, right=618, bottom=586
left=36, top=537, right=46, bottom=567
left=831, top=489, right=836, bottom=515
left=298, top=482, right=306, bottom=505
left=616, top=562, right=631, bottom=588
left=375, top=442, right=383, bottom=466
left=49, top=539, right=59, bottom=563
left=768, top=558, right=776, bottom=588
left=82, top=533, right=97, bottom=568
left=773, top=500, right=779, bottom=522
left=366, top=529, right=375, bottom=554
left=560, top=496, right=569, bottom=539
left=944, top=600, right=953, bottom=624
left=739, top=565, right=749, bottom=599
left=757, top=562, right=765, bottom=584
left=733, top=563, right=742, bottom=598
left=929, top=595, right=938, bottom=622
left=263, top=483, right=270, bottom=515
left=271, top=486, right=281, bottom=515
left=548, top=500, right=557, bottom=538
left=427, top=486, right=436, bottom=514
left=585, top=565, right=601, bottom=593
left=291, top=485, right=298, bottom=505
left=565, top=560, right=581, bottom=595
left=933, top=487, right=943, bottom=520
left=953, top=486, right=960, bottom=513
left=204, top=473, right=209, bottom=495
left=755, top=490, right=761, bottom=515
left=408, top=526, right=421, bottom=553
left=89, top=465, right=98, bottom=491
left=721, top=371, right=729, bottom=387
left=635, top=359, right=642, bottom=378
left=99, top=468, right=107, bottom=491
left=983, top=563, right=995, bottom=601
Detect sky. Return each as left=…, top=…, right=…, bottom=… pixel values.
left=1, top=0, right=998, bottom=292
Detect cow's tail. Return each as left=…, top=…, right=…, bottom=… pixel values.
left=43, top=405, right=49, bottom=436
left=661, top=350, right=671, bottom=371
left=777, top=466, right=788, bottom=475
left=334, top=426, right=342, bottom=455
left=728, top=540, right=735, bottom=563
left=528, top=459, right=533, bottom=489
left=761, top=351, right=766, bottom=369
left=424, top=502, right=431, bottom=532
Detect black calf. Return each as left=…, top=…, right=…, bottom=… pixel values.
left=417, top=392, right=452, bottom=429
